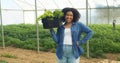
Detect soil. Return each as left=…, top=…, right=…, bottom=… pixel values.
left=0, top=47, right=120, bottom=63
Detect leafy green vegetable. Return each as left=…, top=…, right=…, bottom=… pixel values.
left=36, top=9, right=63, bottom=21
left=53, top=9, right=63, bottom=19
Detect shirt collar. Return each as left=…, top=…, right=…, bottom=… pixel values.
left=61, top=22, right=76, bottom=29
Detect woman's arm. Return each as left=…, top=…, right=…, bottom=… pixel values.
left=78, top=22, right=94, bottom=44
left=49, top=28, right=58, bottom=43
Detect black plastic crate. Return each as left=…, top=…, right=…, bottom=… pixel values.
left=42, top=18, right=63, bottom=29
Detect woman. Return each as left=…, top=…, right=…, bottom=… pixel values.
left=50, top=7, right=93, bottom=63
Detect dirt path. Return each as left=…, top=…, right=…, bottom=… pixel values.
left=0, top=47, right=120, bottom=63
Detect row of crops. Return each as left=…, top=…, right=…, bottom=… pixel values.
left=0, top=24, right=120, bottom=58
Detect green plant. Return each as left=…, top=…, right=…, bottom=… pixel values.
left=0, top=60, right=7, bottom=63
left=53, top=9, right=63, bottom=19
left=37, top=9, right=63, bottom=21
left=1, top=24, right=120, bottom=58
left=117, top=56, right=120, bottom=61
left=0, top=53, right=17, bottom=58
left=37, top=10, right=53, bottom=21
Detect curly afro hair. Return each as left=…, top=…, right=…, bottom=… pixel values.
left=62, top=7, right=81, bottom=22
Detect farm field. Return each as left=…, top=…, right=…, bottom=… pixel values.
left=0, top=47, right=120, bottom=63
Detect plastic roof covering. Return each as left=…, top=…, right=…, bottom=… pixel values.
left=2, top=0, right=120, bottom=10
left=1, top=0, right=120, bottom=25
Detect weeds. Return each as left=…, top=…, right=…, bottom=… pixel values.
left=0, top=53, right=17, bottom=58
left=117, top=56, right=120, bottom=61
left=0, top=60, right=8, bottom=63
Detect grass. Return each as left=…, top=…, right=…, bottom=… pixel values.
left=0, top=60, right=8, bottom=63
left=117, top=56, right=120, bottom=61
left=0, top=53, right=17, bottom=58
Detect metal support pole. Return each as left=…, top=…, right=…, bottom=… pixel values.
left=35, top=0, right=39, bottom=53
left=107, top=8, right=109, bottom=24
left=90, top=8, right=91, bottom=24
left=106, top=0, right=109, bottom=24
left=86, top=0, right=89, bottom=58
left=0, top=0, right=5, bottom=48
left=86, top=0, right=88, bottom=25
left=23, top=10, right=25, bottom=24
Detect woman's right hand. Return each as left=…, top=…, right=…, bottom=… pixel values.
left=76, top=41, right=79, bottom=47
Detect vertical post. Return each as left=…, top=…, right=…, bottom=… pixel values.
left=113, top=19, right=116, bottom=30
left=107, top=8, right=109, bottom=24
left=86, top=0, right=89, bottom=58
left=0, top=0, right=5, bottom=48
left=35, top=0, right=39, bottom=53
left=23, top=10, right=25, bottom=24
left=89, top=7, right=91, bottom=24
left=86, top=0, right=88, bottom=25
left=106, top=0, right=109, bottom=24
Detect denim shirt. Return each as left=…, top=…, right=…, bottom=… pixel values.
left=50, top=22, right=94, bottom=59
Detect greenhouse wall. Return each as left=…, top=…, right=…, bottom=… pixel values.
left=1, top=8, right=120, bottom=25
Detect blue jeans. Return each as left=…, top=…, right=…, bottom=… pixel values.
left=57, top=45, right=80, bottom=63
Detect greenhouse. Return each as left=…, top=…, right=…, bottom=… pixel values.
left=0, top=0, right=120, bottom=63
left=1, top=0, right=120, bottom=25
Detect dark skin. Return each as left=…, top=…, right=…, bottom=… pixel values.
left=64, top=11, right=73, bottom=28
left=64, top=11, right=79, bottom=46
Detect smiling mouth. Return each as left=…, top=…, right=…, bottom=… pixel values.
left=66, top=18, right=72, bottom=21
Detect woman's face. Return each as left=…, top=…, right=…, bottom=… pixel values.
left=65, top=11, right=73, bottom=23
